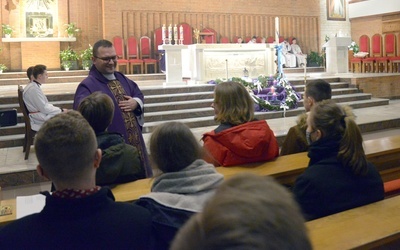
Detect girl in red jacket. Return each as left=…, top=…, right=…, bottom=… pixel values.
left=202, top=81, right=279, bottom=166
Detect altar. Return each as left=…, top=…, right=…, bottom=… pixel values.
left=181, top=44, right=277, bottom=84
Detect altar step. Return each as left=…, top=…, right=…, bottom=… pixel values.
left=0, top=77, right=390, bottom=149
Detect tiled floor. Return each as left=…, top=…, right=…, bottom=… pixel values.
left=2, top=71, right=400, bottom=200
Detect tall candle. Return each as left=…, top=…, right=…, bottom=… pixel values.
left=275, top=17, right=279, bottom=43
left=162, top=24, right=166, bottom=40
left=179, top=25, right=184, bottom=41
left=174, top=24, right=178, bottom=40
left=168, top=24, right=172, bottom=39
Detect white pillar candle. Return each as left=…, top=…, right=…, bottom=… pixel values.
left=179, top=25, right=184, bottom=40
left=174, top=24, right=178, bottom=40
left=168, top=24, right=172, bottom=39
left=162, top=24, right=166, bottom=40
left=275, top=17, right=279, bottom=44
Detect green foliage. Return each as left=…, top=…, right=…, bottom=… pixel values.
left=0, top=64, right=7, bottom=71
left=64, top=23, right=80, bottom=36
left=80, top=44, right=93, bottom=60
left=61, top=61, right=72, bottom=69
left=307, top=51, right=323, bottom=66
left=60, top=47, right=79, bottom=61
left=2, top=24, right=13, bottom=35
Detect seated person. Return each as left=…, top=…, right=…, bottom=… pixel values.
left=171, top=173, right=312, bottom=250
left=202, top=81, right=279, bottom=167
left=281, top=40, right=296, bottom=68
left=280, top=80, right=332, bottom=155
left=236, top=37, right=243, bottom=44
left=78, top=92, right=148, bottom=186
left=23, top=64, right=67, bottom=131
left=136, top=121, right=223, bottom=250
left=292, top=100, right=384, bottom=221
left=261, top=37, right=266, bottom=43
left=291, top=38, right=307, bottom=67
left=248, top=35, right=257, bottom=44
left=0, top=111, right=153, bottom=249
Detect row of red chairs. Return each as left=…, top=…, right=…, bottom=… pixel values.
left=113, top=36, right=158, bottom=74
left=350, top=33, right=400, bottom=73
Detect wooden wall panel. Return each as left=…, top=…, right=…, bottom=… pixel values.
left=120, top=10, right=319, bottom=53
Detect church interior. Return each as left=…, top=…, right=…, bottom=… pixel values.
left=1, top=0, right=400, bottom=248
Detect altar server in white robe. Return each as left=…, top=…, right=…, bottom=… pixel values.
left=291, top=38, right=307, bottom=67
left=281, top=40, right=296, bottom=68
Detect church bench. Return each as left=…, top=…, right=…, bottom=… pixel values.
left=1, top=135, right=400, bottom=226
left=307, top=195, right=400, bottom=249
left=112, top=134, right=400, bottom=202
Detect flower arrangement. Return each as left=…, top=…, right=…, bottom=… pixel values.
left=61, top=61, right=72, bottom=70
left=60, top=47, right=79, bottom=61
left=2, top=24, right=13, bottom=36
left=348, top=41, right=359, bottom=54
left=208, top=73, right=301, bottom=112
left=64, top=23, right=80, bottom=37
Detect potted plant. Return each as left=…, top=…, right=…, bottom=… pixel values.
left=307, top=51, right=323, bottom=67
left=61, top=61, right=72, bottom=71
left=80, top=44, right=93, bottom=70
left=2, top=24, right=13, bottom=38
left=60, top=47, right=79, bottom=70
left=64, top=23, right=80, bottom=38
left=0, top=64, right=7, bottom=73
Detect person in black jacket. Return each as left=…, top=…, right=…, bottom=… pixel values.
left=0, top=111, right=154, bottom=249
left=78, top=91, right=149, bottom=185
left=292, top=100, right=384, bottom=221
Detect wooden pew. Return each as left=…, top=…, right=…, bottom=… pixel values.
left=2, top=135, right=400, bottom=226
left=307, top=195, right=400, bottom=249
left=109, top=134, right=400, bottom=202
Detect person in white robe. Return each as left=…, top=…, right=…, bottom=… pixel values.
left=23, top=64, right=67, bottom=131
left=281, top=40, right=296, bottom=68
left=291, top=38, right=307, bottom=67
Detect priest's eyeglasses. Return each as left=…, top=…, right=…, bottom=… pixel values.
left=94, top=55, right=119, bottom=62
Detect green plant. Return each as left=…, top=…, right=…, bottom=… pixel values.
left=2, top=24, right=13, bottom=35
left=307, top=51, right=323, bottom=66
left=80, top=44, right=93, bottom=60
left=60, top=47, right=79, bottom=61
left=62, top=61, right=72, bottom=69
left=348, top=41, right=360, bottom=54
left=0, top=64, right=7, bottom=71
left=64, top=23, right=80, bottom=36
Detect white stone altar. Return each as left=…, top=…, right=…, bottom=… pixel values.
left=158, top=44, right=188, bottom=85
left=323, top=37, right=352, bottom=74
left=181, top=44, right=277, bottom=84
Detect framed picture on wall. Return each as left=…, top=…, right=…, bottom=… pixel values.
left=327, top=0, right=346, bottom=21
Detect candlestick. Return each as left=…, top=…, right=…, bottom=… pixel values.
left=162, top=24, right=166, bottom=44
left=168, top=24, right=172, bottom=43
left=179, top=25, right=184, bottom=41
left=174, top=24, right=178, bottom=42
left=275, top=17, right=279, bottom=44
left=225, top=59, right=228, bottom=80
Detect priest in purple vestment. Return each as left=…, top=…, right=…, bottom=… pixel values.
left=73, top=39, right=152, bottom=177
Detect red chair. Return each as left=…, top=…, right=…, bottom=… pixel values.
left=351, top=35, right=369, bottom=73
left=371, top=34, right=388, bottom=72
left=288, top=36, right=295, bottom=44
left=220, top=36, right=230, bottom=43
left=232, top=36, right=240, bottom=43
left=256, top=36, right=262, bottom=43
left=201, top=27, right=217, bottom=44
left=360, top=35, right=376, bottom=73
left=244, top=36, right=252, bottom=43
left=127, top=36, right=144, bottom=74
left=279, top=36, right=285, bottom=43
left=385, top=33, right=400, bottom=73
left=266, top=36, right=275, bottom=43
left=139, top=36, right=158, bottom=74
left=113, top=36, right=129, bottom=74
left=179, top=23, right=193, bottom=45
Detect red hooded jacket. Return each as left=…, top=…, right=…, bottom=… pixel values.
left=202, top=120, right=279, bottom=167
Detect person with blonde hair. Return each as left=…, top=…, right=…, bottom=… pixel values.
left=136, top=121, right=223, bottom=250
left=171, top=173, right=312, bottom=250
left=202, top=81, right=279, bottom=166
left=293, top=100, right=384, bottom=220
